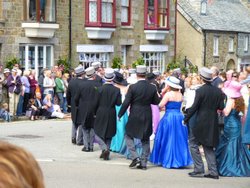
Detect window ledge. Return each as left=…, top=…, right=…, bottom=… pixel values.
left=213, top=55, right=219, bottom=58
left=22, top=22, right=59, bottom=38
left=85, top=27, right=115, bottom=39
left=144, top=30, right=169, bottom=40
left=121, top=25, right=134, bottom=29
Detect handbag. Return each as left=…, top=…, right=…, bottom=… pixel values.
left=25, top=109, right=32, bottom=118
left=13, top=86, right=21, bottom=94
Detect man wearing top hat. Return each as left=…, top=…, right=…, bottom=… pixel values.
left=0, top=64, right=4, bottom=105
left=75, top=67, right=102, bottom=152
left=94, top=68, right=121, bottom=160
left=67, top=66, right=86, bottom=145
left=184, top=67, right=225, bottom=179
left=91, top=62, right=104, bottom=84
left=118, top=65, right=160, bottom=170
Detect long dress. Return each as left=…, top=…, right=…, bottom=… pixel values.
left=216, top=109, right=250, bottom=177
left=150, top=101, right=193, bottom=168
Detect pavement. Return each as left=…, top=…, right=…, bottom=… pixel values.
left=0, top=120, right=250, bottom=188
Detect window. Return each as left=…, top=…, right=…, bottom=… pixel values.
left=144, top=0, right=169, bottom=29
left=228, top=37, right=234, bottom=52
left=213, top=36, right=219, bottom=56
left=79, top=53, right=110, bottom=68
left=141, top=52, right=165, bottom=73
left=85, top=0, right=116, bottom=27
left=121, top=0, right=131, bottom=26
left=24, top=0, right=56, bottom=22
left=121, top=45, right=127, bottom=65
left=19, top=44, right=53, bottom=78
left=244, top=36, right=249, bottom=52
left=200, top=0, right=207, bottom=15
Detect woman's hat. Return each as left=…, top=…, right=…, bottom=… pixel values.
left=165, top=76, right=182, bottom=89
left=199, top=67, right=213, bottom=82
left=104, top=68, right=115, bottom=81
left=223, top=81, right=242, bottom=98
left=3, top=68, right=10, bottom=73
left=113, top=71, right=128, bottom=86
left=85, top=67, right=95, bottom=78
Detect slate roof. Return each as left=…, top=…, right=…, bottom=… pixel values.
left=178, top=0, right=250, bottom=33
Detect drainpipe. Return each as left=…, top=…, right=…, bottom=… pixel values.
left=174, top=0, right=177, bottom=59
left=69, top=0, right=72, bottom=67
left=203, top=30, right=207, bottom=66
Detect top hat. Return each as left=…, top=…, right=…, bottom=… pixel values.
left=223, top=81, right=242, bottom=98
left=74, top=66, right=85, bottom=76
left=199, top=67, right=213, bottom=82
left=165, top=76, right=182, bottom=89
left=136, top=65, right=147, bottom=75
left=146, top=73, right=156, bottom=81
left=104, top=68, right=115, bottom=81
left=85, top=67, right=95, bottom=78
left=128, top=68, right=136, bottom=74
left=113, top=71, right=128, bottom=86
left=153, top=70, right=160, bottom=77
left=92, top=62, right=101, bottom=69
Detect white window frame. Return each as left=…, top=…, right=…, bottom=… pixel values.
left=228, top=37, right=234, bottom=52
left=213, top=36, right=219, bottom=56
left=141, top=52, right=165, bottom=73
left=79, top=52, right=110, bottom=68
left=19, top=44, right=53, bottom=79
left=244, top=36, right=249, bottom=52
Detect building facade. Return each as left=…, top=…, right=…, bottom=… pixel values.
left=0, top=0, right=177, bottom=75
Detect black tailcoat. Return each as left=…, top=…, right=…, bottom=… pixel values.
left=118, top=80, right=160, bottom=140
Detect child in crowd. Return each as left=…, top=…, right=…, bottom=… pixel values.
left=0, top=103, right=11, bottom=122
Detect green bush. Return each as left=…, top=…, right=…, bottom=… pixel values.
left=132, top=57, right=144, bottom=68
left=57, top=57, right=70, bottom=73
left=111, top=56, right=122, bottom=69
left=5, top=57, right=19, bottom=70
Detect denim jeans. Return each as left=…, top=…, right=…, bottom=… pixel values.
left=16, top=95, right=24, bottom=116
left=63, top=97, right=68, bottom=113
left=56, top=92, right=64, bottom=111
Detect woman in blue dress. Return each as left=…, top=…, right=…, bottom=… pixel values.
left=150, top=76, right=193, bottom=168
left=216, top=81, right=250, bottom=177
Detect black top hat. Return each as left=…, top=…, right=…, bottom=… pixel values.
left=113, top=71, right=128, bottom=86
left=146, top=73, right=156, bottom=81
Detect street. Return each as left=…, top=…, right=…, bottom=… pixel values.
left=0, top=120, right=249, bottom=188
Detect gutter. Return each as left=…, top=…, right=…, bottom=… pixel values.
left=203, top=30, right=206, bottom=66
left=69, top=0, right=72, bottom=67
left=174, top=0, right=177, bottom=58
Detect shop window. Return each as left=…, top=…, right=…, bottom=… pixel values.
left=141, top=52, right=165, bottom=73
left=145, top=0, right=169, bottom=29
left=85, top=0, right=116, bottom=27
left=79, top=53, right=110, bottom=68
left=23, top=0, right=56, bottom=22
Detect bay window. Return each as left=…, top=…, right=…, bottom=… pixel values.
left=121, top=0, right=131, bottom=26
left=23, top=0, right=56, bottom=22
left=85, top=0, right=116, bottom=27
left=144, top=0, right=169, bottom=29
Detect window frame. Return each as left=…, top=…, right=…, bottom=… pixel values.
left=121, top=0, right=131, bottom=26
left=23, top=0, right=57, bottom=23
left=85, top=0, right=116, bottom=28
left=213, top=36, right=219, bottom=56
left=79, top=52, right=110, bottom=68
left=228, top=37, right=234, bottom=53
left=144, top=0, right=170, bottom=30
left=141, top=52, right=165, bottom=73
left=244, top=36, right=249, bottom=52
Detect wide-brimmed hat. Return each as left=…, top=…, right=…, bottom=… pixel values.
left=165, top=76, right=182, bottom=89
left=11, top=68, right=18, bottom=73
left=91, top=62, right=101, bottom=69
left=74, top=66, right=85, bottom=76
left=136, top=65, right=147, bottom=75
left=113, top=71, right=128, bottom=86
left=223, top=81, right=242, bottom=98
left=104, top=68, right=115, bottom=81
left=199, top=67, right=213, bottom=82
left=85, top=67, right=95, bottom=78
left=3, top=68, right=10, bottom=73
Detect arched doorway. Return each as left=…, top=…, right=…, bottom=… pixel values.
left=226, top=59, right=235, bottom=70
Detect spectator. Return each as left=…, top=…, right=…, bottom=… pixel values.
left=62, top=73, right=69, bottom=113
left=0, top=103, right=11, bottom=122
left=0, top=141, right=45, bottom=188
left=43, top=70, right=55, bottom=102
left=211, top=66, right=223, bottom=88
left=21, top=70, right=31, bottom=114
left=29, top=69, right=38, bottom=98
left=43, top=94, right=64, bottom=119
left=55, top=71, right=64, bottom=112
left=38, top=68, right=47, bottom=96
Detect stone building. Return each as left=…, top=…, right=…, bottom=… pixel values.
left=0, top=0, right=177, bottom=75
left=177, top=0, right=250, bottom=70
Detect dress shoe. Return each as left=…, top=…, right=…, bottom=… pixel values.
left=76, top=143, right=83, bottom=146
left=89, top=148, right=94, bottom=152
left=188, top=171, right=204, bottom=177
left=103, top=150, right=110, bottom=160
left=100, top=150, right=105, bottom=158
left=129, top=157, right=141, bottom=168
left=204, top=174, right=219, bottom=179
left=137, top=164, right=147, bottom=170
left=72, top=138, right=76, bottom=144
left=81, top=147, right=90, bottom=152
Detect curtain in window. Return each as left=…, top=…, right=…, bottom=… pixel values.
left=89, top=0, right=97, bottom=22
left=101, top=0, right=113, bottom=23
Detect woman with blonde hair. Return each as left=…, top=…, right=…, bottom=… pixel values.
left=55, top=71, right=64, bottom=112
left=0, top=141, right=44, bottom=188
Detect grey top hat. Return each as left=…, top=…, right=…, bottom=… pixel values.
left=85, top=67, right=95, bottom=78
left=128, top=68, right=136, bottom=74
left=91, top=62, right=101, bottom=69
left=153, top=69, right=160, bottom=76
left=136, top=65, right=147, bottom=75
left=199, top=67, right=213, bottom=82
left=104, top=68, right=115, bottom=81
left=74, top=66, right=85, bottom=76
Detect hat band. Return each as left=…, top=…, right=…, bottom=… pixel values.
left=200, top=74, right=212, bottom=81
left=167, top=77, right=179, bottom=85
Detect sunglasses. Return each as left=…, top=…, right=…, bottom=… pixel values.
left=232, top=75, right=238, bottom=77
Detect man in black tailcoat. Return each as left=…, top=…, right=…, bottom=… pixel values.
left=91, top=61, right=104, bottom=84
left=94, top=68, right=121, bottom=160
left=75, top=67, right=102, bottom=152
left=184, top=67, right=225, bottom=179
left=67, top=66, right=85, bottom=145
left=118, top=65, right=160, bottom=170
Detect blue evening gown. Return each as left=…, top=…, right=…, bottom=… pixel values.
left=216, top=109, right=250, bottom=177
left=150, top=101, right=193, bottom=168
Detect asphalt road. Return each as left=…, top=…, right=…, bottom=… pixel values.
left=0, top=120, right=249, bottom=188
